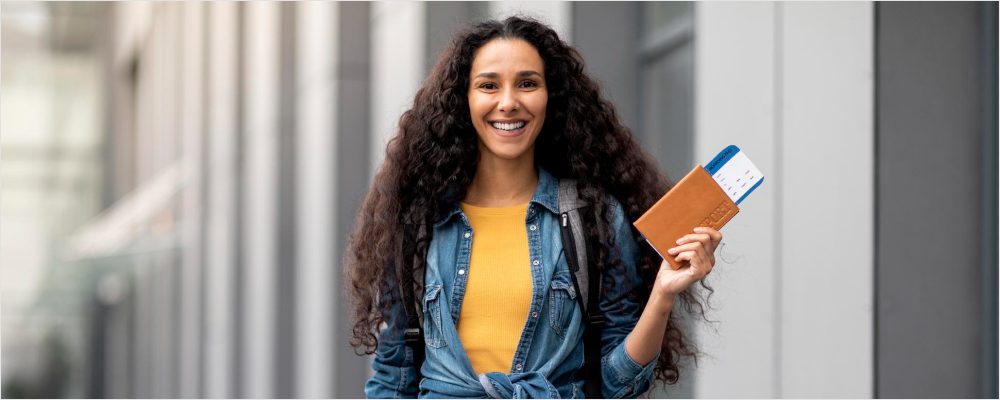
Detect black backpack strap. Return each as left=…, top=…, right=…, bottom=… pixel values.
left=558, top=179, right=605, bottom=399
left=398, top=223, right=425, bottom=370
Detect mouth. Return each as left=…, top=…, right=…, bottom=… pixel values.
left=488, top=120, right=528, bottom=137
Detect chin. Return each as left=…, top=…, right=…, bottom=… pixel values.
left=480, top=140, right=535, bottom=161
left=490, top=146, right=531, bottom=160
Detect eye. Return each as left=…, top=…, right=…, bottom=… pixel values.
left=519, top=80, right=538, bottom=88
left=478, top=82, right=498, bottom=90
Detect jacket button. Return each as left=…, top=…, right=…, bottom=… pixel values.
left=531, top=311, right=538, bottom=318
left=458, top=269, right=465, bottom=275
left=532, top=260, right=539, bottom=266
left=529, top=224, right=537, bottom=231
left=464, top=232, right=471, bottom=238
left=516, top=364, right=523, bottom=371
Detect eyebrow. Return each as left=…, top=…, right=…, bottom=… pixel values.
left=473, top=70, right=543, bottom=79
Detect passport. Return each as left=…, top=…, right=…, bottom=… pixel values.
left=633, top=145, right=763, bottom=270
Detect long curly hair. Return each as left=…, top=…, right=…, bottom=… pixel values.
left=344, top=15, right=711, bottom=388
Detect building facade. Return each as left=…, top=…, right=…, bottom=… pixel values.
left=1, top=2, right=995, bottom=398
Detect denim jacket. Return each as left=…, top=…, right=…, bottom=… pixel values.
left=364, top=168, right=659, bottom=398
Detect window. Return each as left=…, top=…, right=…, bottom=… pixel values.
left=638, top=2, right=694, bottom=183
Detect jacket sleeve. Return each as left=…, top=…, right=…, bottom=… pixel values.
left=364, top=274, right=421, bottom=398
left=598, top=197, right=659, bottom=399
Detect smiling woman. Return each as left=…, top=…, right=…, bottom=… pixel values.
left=345, top=15, right=720, bottom=399
left=467, top=39, right=547, bottom=166
left=465, top=39, right=548, bottom=208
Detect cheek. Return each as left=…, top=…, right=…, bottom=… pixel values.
left=527, top=93, right=548, bottom=119
left=467, top=96, right=489, bottom=121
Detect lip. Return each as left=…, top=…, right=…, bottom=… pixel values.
left=489, top=120, right=529, bottom=138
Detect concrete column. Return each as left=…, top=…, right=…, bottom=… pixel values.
left=177, top=1, right=205, bottom=397
left=369, top=1, right=425, bottom=175
left=693, top=3, right=778, bottom=396
left=203, top=2, right=239, bottom=396
left=153, top=4, right=182, bottom=397
left=241, top=1, right=280, bottom=397
left=693, top=2, right=873, bottom=397
left=336, top=3, right=372, bottom=396
left=295, top=1, right=337, bottom=397
left=487, top=2, right=572, bottom=44
left=779, top=3, right=873, bottom=397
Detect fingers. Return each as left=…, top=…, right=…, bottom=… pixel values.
left=674, top=249, right=710, bottom=278
left=670, top=233, right=717, bottom=278
left=666, top=242, right=702, bottom=257
left=693, top=226, right=723, bottom=244
left=673, top=247, right=709, bottom=267
left=678, top=227, right=723, bottom=253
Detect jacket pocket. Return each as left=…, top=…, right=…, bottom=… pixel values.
left=548, top=271, right=578, bottom=338
left=422, top=284, right=447, bottom=348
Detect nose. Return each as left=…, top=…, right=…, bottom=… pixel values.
left=498, top=87, right=519, bottom=113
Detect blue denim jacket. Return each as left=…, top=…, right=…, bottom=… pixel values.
left=365, top=168, right=659, bottom=398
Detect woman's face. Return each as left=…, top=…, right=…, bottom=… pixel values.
left=467, top=38, right=547, bottom=164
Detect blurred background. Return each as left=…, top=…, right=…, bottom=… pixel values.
left=0, top=1, right=996, bottom=398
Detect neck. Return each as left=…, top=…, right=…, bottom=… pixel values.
left=465, top=153, right=538, bottom=207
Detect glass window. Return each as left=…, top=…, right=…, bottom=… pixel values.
left=637, top=2, right=695, bottom=182
left=642, top=1, right=693, bottom=36
left=640, top=40, right=694, bottom=181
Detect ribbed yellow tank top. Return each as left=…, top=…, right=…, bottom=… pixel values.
left=457, top=202, right=533, bottom=375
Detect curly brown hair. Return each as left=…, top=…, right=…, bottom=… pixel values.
left=344, top=15, right=711, bottom=388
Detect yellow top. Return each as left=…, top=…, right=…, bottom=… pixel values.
left=457, top=202, right=533, bottom=375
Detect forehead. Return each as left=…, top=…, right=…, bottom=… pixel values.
left=470, top=38, right=544, bottom=75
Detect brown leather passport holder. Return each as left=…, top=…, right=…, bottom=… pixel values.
left=633, top=164, right=739, bottom=270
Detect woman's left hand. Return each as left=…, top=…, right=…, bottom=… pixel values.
left=653, top=227, right=723, bottom=301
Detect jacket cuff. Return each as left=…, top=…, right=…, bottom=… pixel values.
left=605, top=342, right=658, bottom=386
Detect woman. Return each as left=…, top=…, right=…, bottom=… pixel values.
left=345, top=16, right=721, bottom=398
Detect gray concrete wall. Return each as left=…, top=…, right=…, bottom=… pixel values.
left=876, top=2, right=998, bottom=397
left=694, top=2, right=874, bottom=397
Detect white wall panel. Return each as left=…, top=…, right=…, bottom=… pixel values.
left=204, top=2, right=238, bottom=396
left=487, top=2, right=572, bottom=43
left=370, top=1, right=425, bottom=176
left=295, top=1, right=337, bottom=397
left=242, top=2, right=280, bottom=397
left=694, top=2, right=874, bottom=397
left=693, top=3, right=779, bottom=397
left=178, top=1, right=205, bottom=397
left=780, top=3, right=873, bottom=397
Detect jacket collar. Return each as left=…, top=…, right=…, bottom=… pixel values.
left=434, top=167, right=560, bottom=228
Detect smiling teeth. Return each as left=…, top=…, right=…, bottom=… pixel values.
left=491, top=121, right=526, bottom=131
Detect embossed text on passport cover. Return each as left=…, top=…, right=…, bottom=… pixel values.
left=633, top=164, right=739, bottom=270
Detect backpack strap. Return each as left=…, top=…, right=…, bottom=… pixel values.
left=557, top=179, right=591, bottom=314
left=558, top=179, right=605, bottom=399
left=398, top=223, right=425, bottom=373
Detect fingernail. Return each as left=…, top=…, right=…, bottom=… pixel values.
left=676, top=238, right=683, bottom=245
left=667, top=247, right=676, bottom=254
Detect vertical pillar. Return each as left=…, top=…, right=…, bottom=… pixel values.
left=780, top=3, right=873, bottom=396
left=203, top=2, right=239, bottom=396
left=693, top=4, right=778, bottom=396
left=487, top=2, right=572, bottom=43
left=369, top=1, right=425, bottom=174
left=295, top=1, right=337, bottom=397
left=336, top=3, right=372, bottom=396
left=241, top=1, right=280, bottom=397
left=694, top=2, right=874, bottom=397
left=177, top=1, right=205, bottom=397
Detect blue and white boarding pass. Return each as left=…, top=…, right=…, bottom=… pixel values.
left=703, top=145, right=764, bottom=205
